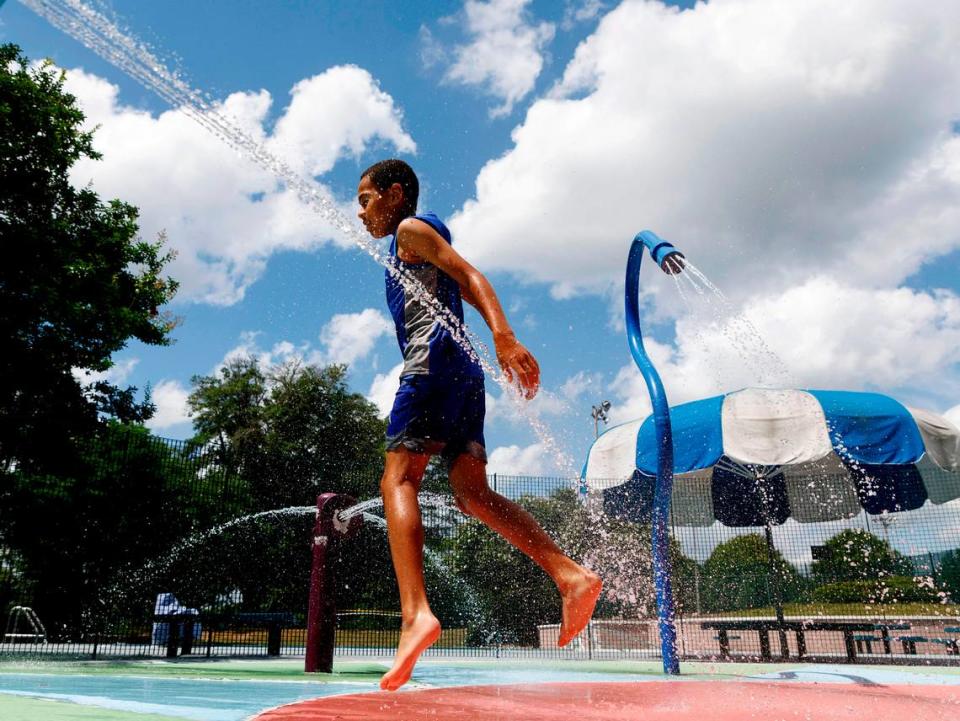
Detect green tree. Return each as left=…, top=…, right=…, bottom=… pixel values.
left=451, top=489, right=698, bottom=645
left=450, top=503, right=559, bottom=645
left=811, top=528, right=912, bottom=585
left=0, top=44, right=178, bottom=472
left=0, top=423, right=245, bottom=637
left=701, top=534, right=804, bottom=612
left=188, top=357, right=386, bottom=506
left=936, top=549, right=960, bottom=602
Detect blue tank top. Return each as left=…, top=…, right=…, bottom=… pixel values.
left=385, top=213, right=483, bottom=379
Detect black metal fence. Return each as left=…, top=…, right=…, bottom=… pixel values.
left=2, top=429, right=959, bottom=664
left=666, top=472, right=960, bottom=664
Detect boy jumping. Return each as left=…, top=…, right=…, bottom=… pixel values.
left=357, top=159, right=602, bottom=691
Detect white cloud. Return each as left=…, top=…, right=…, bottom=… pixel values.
left=485, top=369, right=601, bottom=427
left=64, top=65, right=415, bottom=306
left=418, top=26, right=447, bottom=70
left=450, top=0, right=960, bottom=299
left=561, top=0, right=605, bottom=31
left=486, top=384, right=565, bottom=425
left=73, top=357, right=139, bottom=387
left=146, top=379, right=191, bottom=431
left=267, top=66, right=416, bottom=178
left=486, top=442, right=551, bottom=475
left=442, top=0, right=556, bottom=117
left=216, top=309, right=393, bottom=377
left=318, top=309, right=394, bottom=366
left=607, top=277, right=960, bottom=424
left=559, top=370, right=603, bottom=402
left=218, top=331, right=310, bottom=374
left=367, top=362, right=405, bottom=417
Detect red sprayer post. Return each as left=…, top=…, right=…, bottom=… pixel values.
left=305, top=493, right=362, bottom=673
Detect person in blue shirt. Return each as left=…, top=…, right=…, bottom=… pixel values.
left=357, top=159, right=602, bottom=691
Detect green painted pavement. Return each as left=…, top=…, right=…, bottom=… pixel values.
left=0, top=695, right=183, bottom=721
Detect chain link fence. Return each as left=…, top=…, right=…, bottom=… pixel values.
left=2, top=429, right=959, bottom=663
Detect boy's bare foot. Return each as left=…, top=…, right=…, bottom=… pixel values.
left=557, top=570, right=603, bottom=647
left=379, top=612, right=441, bottom=691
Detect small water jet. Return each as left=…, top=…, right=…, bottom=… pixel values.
left=306, top=492, right=490, bottom=671
left=104, top=505, right=317, bottom=610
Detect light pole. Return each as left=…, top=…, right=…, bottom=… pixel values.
left=875, top=512, right=897, bottom=545
left=591, top=401, right=611, bottom=438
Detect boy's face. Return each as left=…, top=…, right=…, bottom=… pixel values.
left=357, top=175, right=403, bottom=238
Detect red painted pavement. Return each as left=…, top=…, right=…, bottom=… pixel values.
left=254, top=680, right=960, bottom=720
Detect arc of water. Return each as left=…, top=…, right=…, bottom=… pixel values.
left=19, top=0, right=576, bottom=475
left=100, top=505, right=317, bottom=612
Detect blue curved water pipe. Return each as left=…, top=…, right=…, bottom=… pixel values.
left=625, top=230, right=684, bottom=675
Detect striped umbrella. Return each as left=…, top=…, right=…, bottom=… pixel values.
left=582, top=387, right=960, bottom=527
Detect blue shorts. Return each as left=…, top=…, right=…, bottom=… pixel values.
left=386, top=373, right=486, bottom=464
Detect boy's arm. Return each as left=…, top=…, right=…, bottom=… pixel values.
left=396, top=217, right=540, bottom=398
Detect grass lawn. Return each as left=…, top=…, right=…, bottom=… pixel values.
left=0, top=696, right=183, bottom=721
left=334, top=626, right=466, bottom=647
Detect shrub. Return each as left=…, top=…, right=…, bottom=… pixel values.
left=811, top=529, right=912, bottom=584
left=812, top=576, right=943, bottom=604
left=701, top=534, right=804, bottom=613
left=938, top=550, right=960, bottom=601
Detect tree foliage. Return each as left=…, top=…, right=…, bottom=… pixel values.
left=701, top=534, right=804, bottom=612
left=0, top=423, right=245, bottom=637
left=810, top=528, right=912, bottom=585
left=811, top=576, right=942, bottom=605
left=450, top=489, right=698, bottom=645
left=187, top=357, right=386, bottom=506
left=0, top=44, right=178, bottom=472
left=939, top=549, right=960, bottom=602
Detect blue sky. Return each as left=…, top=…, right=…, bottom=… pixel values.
left=3, top=0, right=959, bottom=477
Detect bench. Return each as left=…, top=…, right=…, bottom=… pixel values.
left=853, top=634, right=881, bottom=654
left=153, top=613, right=200, bottom=658
left=701, top=621, right=800, bottom=660
left=895, top=634, right=960, bottom=656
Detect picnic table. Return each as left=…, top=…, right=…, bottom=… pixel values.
left=701, top=619, right=911, bottom=662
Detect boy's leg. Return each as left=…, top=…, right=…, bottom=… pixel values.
left=379, top=447, right=440, bottom=691
left=449, top=453, right=602, bottom=647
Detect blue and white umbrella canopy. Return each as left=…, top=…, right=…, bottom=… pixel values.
left=582, top=388, right=960, bottom=527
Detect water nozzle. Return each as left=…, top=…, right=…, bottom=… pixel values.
left=315, top=493, right=362, bottom=541
left=634, top=230, right=685, bottom=275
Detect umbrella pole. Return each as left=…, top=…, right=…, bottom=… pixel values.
left=763, top=522, right=789, bottom=659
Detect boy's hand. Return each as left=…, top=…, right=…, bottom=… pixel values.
left=495, top=331, right=540, bottom=400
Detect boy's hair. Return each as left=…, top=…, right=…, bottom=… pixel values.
left=361, top=159, right=419, bottom=217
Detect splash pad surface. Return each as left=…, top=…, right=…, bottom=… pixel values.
left=255, top=679, right=959, bottom=721
left=2, top=659, right=959, bottom=720
left=255, top=660, right=956, bottom=721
